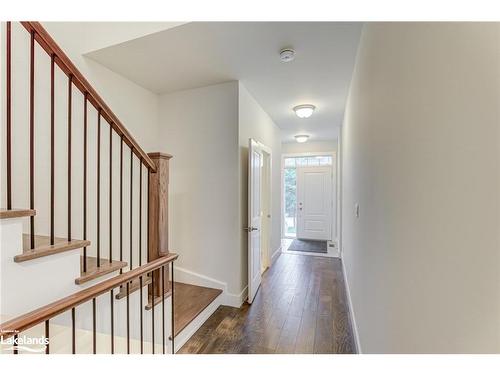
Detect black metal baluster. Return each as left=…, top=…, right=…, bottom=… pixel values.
left=147, top=169, right=150, bottom=263
left=92, top=298, right=96, bottom=354
left=45, top=320, right=49, bottom=354
left=29, top=30, right=35, bottom=249
left=140, top=275, right=144, bottom=354
left=50, top=54, right=55, bottom=245
left=110, top=289, right=114, bottom=354
left=83, top=94, right=88, bottom=272
left=151, top=270, right=155, bottom=354
left=13, top=334, right=18, bottom=354
left=130, top=150, right=133, bottom=270
left=6, top=22, right=11, bottom=209
left=71, top=307, right=75, bottom=354
left=67, top=75, right=72, bottom=241
left=126, top=282, right=130, bottom=354
left=119, top=136, right=123, bottom=273
left=162, top=265, right=165, bottom=354
left=97, top=111, right=101, bottom=267
left=109, top=123, right=113, bottom=263
left=139, top=162, right=142, bottom=266
left=171, top=262, right=175, bottom=354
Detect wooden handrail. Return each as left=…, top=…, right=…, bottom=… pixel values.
left=20, top=21, right=156, bottom=172
left=0, top=253, right=177, bottom=339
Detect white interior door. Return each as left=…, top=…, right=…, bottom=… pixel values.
left=297, top=166, right=332, bottom=240
left=247, top=139, right=263, bottom=303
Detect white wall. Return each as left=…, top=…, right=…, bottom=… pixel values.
left=282, top=140, right=337, bottom=154
left=156, top=82, right=282, bottom=300
left=342, top=23, right=500, bottom=353
left=42, top=22, right=161, bottom=152
left=158, top=82, right=241, bottom=295
left=238, top=83, right=282, bottom=289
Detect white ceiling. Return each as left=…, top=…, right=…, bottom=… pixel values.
left=44, top=22, right=185, bottom=55
left=86, top=22, right=362, bottom=142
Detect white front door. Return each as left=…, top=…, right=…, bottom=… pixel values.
left=247, top=139, right=263, bottom=303
left=297, top=166, right=332, bottom=241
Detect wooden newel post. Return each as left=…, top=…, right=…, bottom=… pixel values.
left=148, top=152, right=173, bottom=300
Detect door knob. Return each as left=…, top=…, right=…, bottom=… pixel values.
left=243, top=227, right=259, bottom=232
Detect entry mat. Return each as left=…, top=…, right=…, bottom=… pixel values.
left=288, top=239, right=328, bottom=253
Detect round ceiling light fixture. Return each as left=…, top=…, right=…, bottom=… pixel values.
left=280, top=48, right=296, bottom=63
left=294, top=134, right=310, bottom=143
left=293, top=104, right=316, bottom=119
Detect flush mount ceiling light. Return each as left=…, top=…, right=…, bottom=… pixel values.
left=280, top=48, right=296, bottom=63
left=294, top=135, right=310, bottom=143
left=293, top=104, right=316, bottom=119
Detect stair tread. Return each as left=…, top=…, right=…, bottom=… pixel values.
left=116, top=276, right=153, bottom=300
left=14, top=234, right=90, bottom=262
left=75, top=256, right=127, bottom=285
left=0, top=208, right=36, bottom=219
left=171, top=282, right=223, bottom=337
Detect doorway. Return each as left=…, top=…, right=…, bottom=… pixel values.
left=297, top=166, right=332, bottom=240
left=281, top=153, right=337, bottom=257
left=247, top=139, right=272, bottom=304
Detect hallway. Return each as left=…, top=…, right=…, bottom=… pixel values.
left=178, top=253, right=356, bottom=354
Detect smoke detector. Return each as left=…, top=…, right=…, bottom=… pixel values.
left=280, top=48, right=295, bottom=63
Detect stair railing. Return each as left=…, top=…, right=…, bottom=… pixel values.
left=0, top=253, right=178, bottom=354
left=4, top=21, right=159, bottom=272
left=2, top=21, right=175, bottom=353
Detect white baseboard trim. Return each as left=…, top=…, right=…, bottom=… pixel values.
left=223, top=285, right=247, bottom=308
left=174, top=292, right=223, bottom=353
left=271, top=246, right=281, bottom=264
left=174, top=266, right=226, bottom=290
left=341, top=258, right=362, bottom=354
left=174, top=266, right=247, bottom=308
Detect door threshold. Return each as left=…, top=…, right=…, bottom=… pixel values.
left=281, top=239, right=340, bottom=258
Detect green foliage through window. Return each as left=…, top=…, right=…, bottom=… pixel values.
left=284, top=168, right=296, bottom=217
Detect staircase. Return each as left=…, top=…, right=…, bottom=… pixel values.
left=0, top=316, right=167, bottom=354
left=0, top=21, right=223, bottom=354
left=0, top=281, right=223, bottom=354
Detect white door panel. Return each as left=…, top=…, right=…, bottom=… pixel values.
left=247, top=139, right=262, bottom=303
left=297, top=167, right=332, bottom=240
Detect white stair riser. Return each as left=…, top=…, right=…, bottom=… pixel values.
left=0, top=218, right=80, bottom=318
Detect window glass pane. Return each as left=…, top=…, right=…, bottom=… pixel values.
left=319, top=156, right=332, bottom=166
left=284, top=168, right=297, bottom=237
left=285, top=155, right=333, bottom=167
left=296, top=157, right=308, bottom=166
left=307, top=157, right=320, bottom=166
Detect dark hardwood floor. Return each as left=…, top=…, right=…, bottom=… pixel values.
left=178, top=253, right=356, bottom=354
